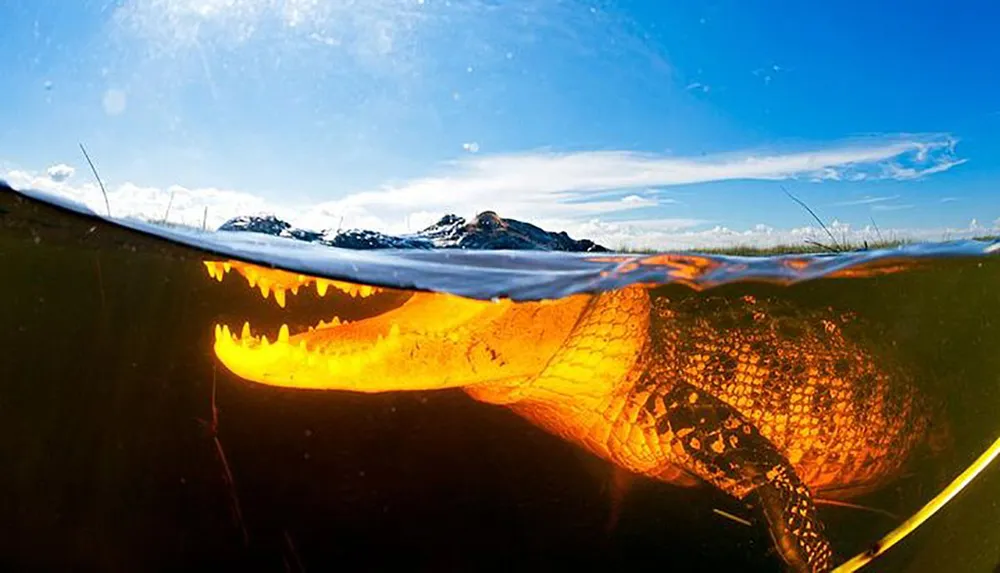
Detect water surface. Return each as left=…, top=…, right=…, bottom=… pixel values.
left=1, top=182, right=998, bottom=572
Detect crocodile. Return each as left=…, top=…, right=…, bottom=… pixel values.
left=203, top=259, right=933, bottom=573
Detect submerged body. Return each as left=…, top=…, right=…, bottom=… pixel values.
left=207, top=261, right=932, bottom=572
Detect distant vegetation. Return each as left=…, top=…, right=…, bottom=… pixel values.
left=670, top=240, right=910, bottom=256
left=618, top=235, right=999, bottom=256
left=133, top=217, right=210, bottom=233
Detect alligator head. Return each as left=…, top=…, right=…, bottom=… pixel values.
left=204, top=259, right=646, bottom=403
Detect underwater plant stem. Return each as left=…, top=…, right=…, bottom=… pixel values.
left=833, top=432, right=1000, bottom=572
left=205, top=366, right=249, bottom=547
left=814, top=498, right=898, bottom=520
left=712, top=508, right=753, bottom=527
left=282, top=529, right=305, bottom=573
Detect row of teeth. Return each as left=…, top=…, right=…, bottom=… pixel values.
left=203, top=260, right=383, bottom=308
left=214, top=321, right=403, bottom=361
left=216, top=317, right=357, bottom=347
left=216, top=320, right=401, bottom=342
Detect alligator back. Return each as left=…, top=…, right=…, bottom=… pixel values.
left=645, top=293, right=931, bottom=498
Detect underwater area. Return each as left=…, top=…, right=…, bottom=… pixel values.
left=2, top=183, right=999, bottom=572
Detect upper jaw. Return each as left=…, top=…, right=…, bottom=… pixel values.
left=205, top=258, right=590, bottom=393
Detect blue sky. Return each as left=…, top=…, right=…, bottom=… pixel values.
left=1, top=0, right=997, bottom=249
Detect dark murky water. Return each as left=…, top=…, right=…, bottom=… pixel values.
left=2, top=183, right=998, bottom=572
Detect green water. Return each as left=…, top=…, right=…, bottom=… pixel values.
left=1, top=199, right=999, bottom=572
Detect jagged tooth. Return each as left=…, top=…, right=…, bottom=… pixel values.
left=261, top=335, right=270, bottom=348
left=278, top=324, right=290, bottom=344
left=315, top=316, right=342, bottom=330
left=290, top=285, right=299, bottom=296
left=222, top=262, right=232, bottom=273
left=222, top=324, right=232, bottom=340
left=204, top=262, right=218, bottom=280
left=316, top=280, right=330, bottom=297
left=274, top=288, right=287, bottom=308
left=259, top=282, right=271, bottom=300
left=214, top=323, right=222, bottom=341
left=245, top=271, right=258, bottom=288
left=241, top=322, right=252, bottom=341
left=359, top=285, right=373, bottom=298
left=308, top=326, right=315, bottom=333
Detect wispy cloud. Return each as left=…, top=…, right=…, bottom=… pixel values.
left=883, top=158, right=968, bottom=179
left=832, top=194, right=901, bottom=206
left=297, top=133, right=963, bottom=228
left=2, top=133, right=972, bottom=249
left=872, top=203, right=915, bottom=212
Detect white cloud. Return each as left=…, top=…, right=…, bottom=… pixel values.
left=884, top=158, right=967, bottom=179
left=45, top=163, right=75, bottom=182
left=832, top=194, right=900, bottom=206
left=2, top=169, right=278, bottom=230
left=290, top=133, right=962, bottom=230
left=871, top=203, right=915, bottom=212
left=3, top=134, right=982, bottom=250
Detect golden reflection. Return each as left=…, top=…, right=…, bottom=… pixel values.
left=584, top=251, right=922, bottom=287
left=203, top=258, right=970, bottom=573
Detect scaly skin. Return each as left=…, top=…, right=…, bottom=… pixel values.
left=205, top=260, right=931, bottom=573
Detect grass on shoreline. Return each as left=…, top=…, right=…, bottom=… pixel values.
left=617, top=236, right=999, bottom=256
